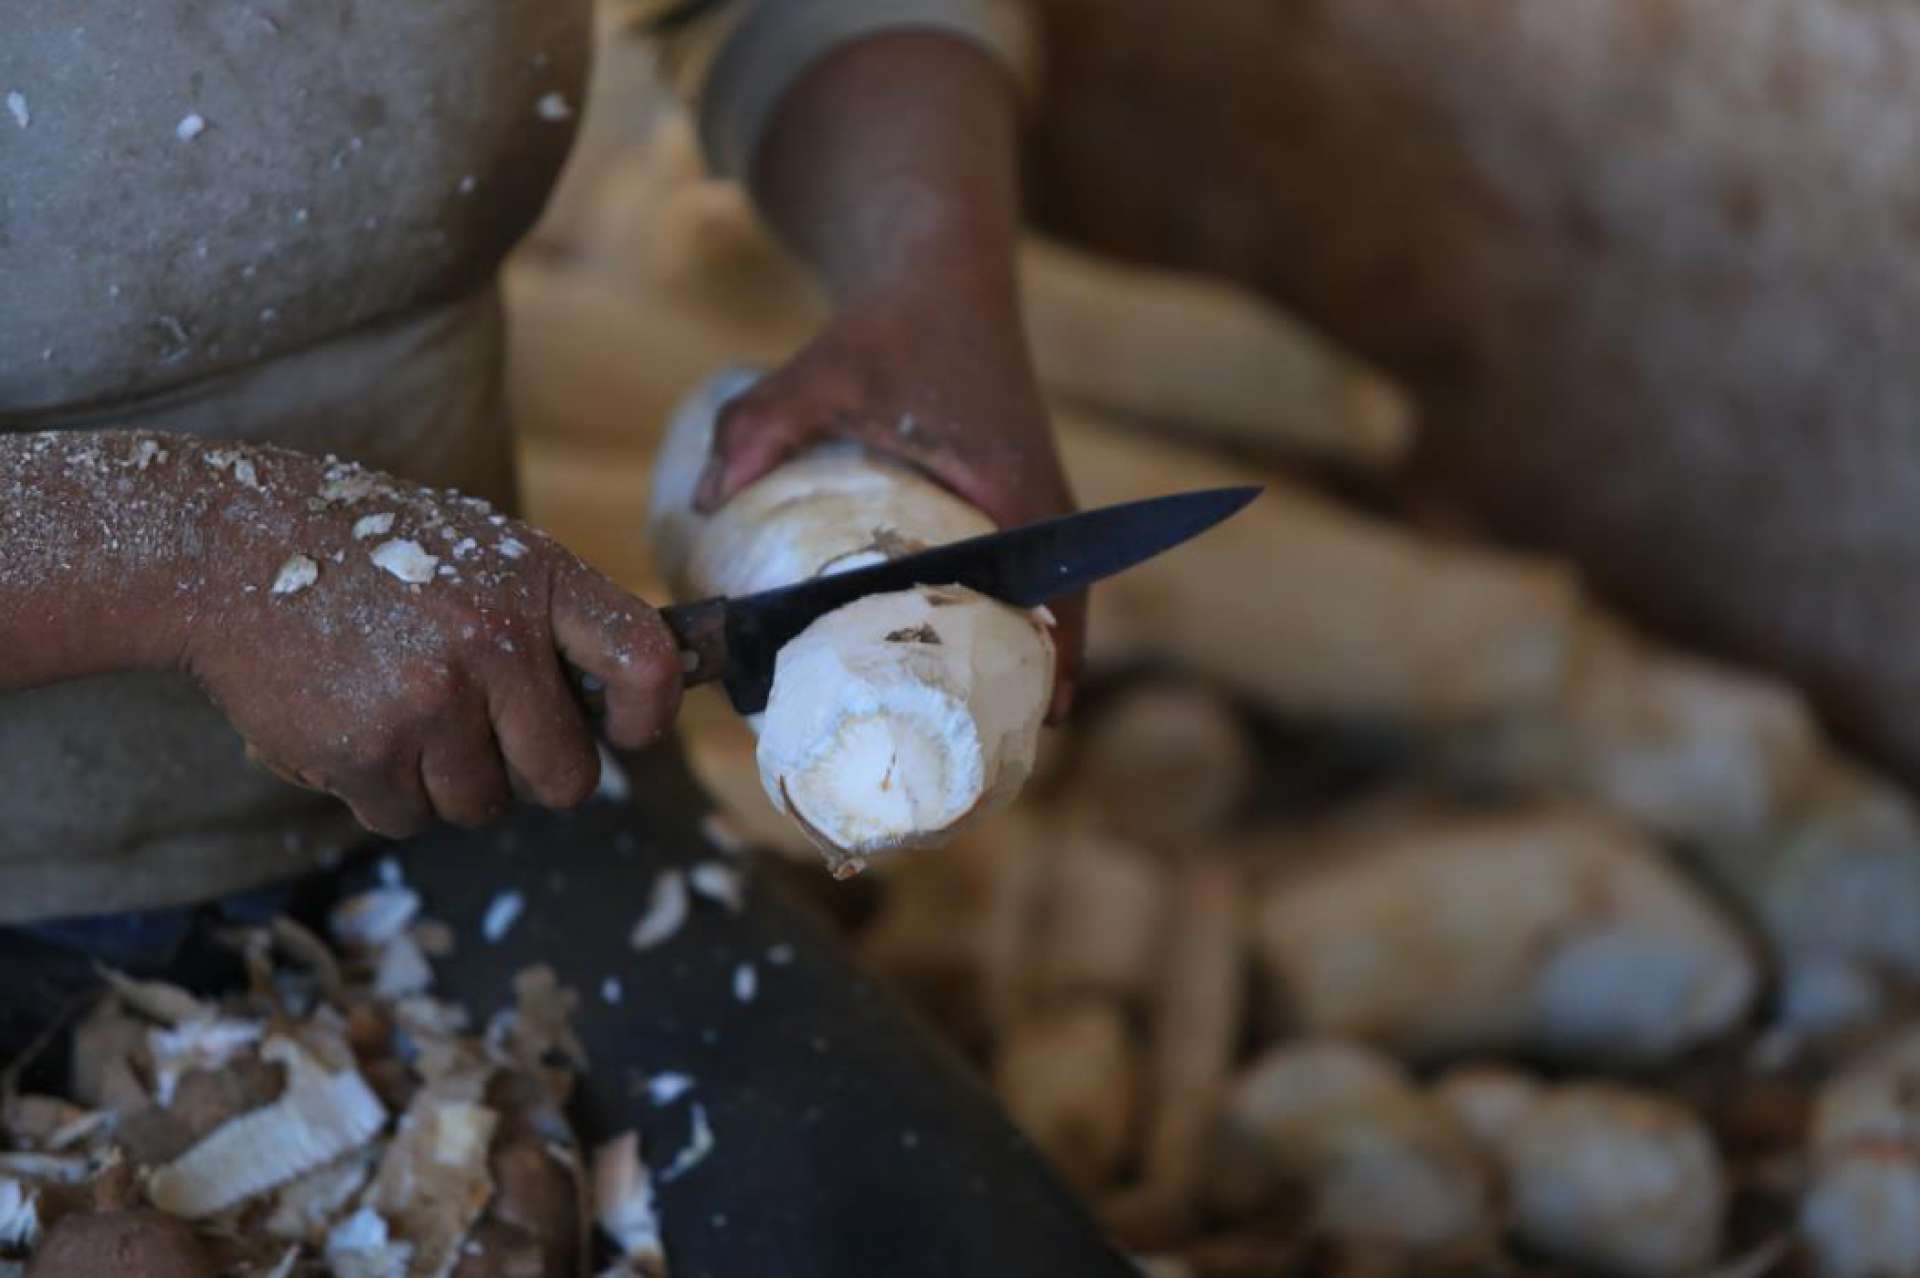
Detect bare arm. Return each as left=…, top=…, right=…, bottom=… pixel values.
left=693, top=31, right=1085, bottom=719
left=2, top=429, right=681, bottom=834
left=1, top=430, right=201, bottom=689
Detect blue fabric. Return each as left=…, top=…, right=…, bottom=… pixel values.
left=20, top=880, right=296, bottom=969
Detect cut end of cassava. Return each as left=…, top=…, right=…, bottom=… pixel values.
left=756, top=585, right=1055, bottom=869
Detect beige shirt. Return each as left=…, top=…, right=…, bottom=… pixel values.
left=0, top=0, right=1007, bottom=921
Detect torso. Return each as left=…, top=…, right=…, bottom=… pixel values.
left=0, top=0, right=593, bottom=921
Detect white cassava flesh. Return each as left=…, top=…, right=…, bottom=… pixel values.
left=1031, top=832, right=1168, bottom=1006
left=147, top=1036, right=387, bottom=1218
left=649, top=371, right=1054, bottom=870
left=1250, top=805, right=1759, bottom=1065
left=993, top=1001, right=1138, bottom=1196
left=1055, top=413, right=1579, bottom=724
left=1071, top=681, right=1254, bottom=847
left=1207, top=1041, right=1494, bottom=1251
left=1801, top=1027, right=1920, bottom=1278
left=1505, top=1085, right=1728, bottom=1278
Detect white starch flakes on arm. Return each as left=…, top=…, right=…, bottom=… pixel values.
left=352, top=512, right=395, bottom=540
left=176, top=112, right=206, bottom=140
left=733, top=963, right=757, bottom=1004
left=481, top=891, right=525, bottom=943
left=231, top=457, right=261, bottom=490
left=6, top=92, right=28, bottom=129
left=630, top=870, right=689, bottom=951
left=271, top=555, right=319, bottom=597
left=370, top=538, right=439, bottom=584
left=689, top=862, right=745, bottom=914
left=535, top=92, right=572, bottom=121
left=497, top=537, right=528, bottom=560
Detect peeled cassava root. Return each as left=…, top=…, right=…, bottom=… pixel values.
left=1057, top=414, right=1581, bottom=724
left=648, top=369, right=1055, bottom=873
left=1250, top=804, right=1759, bottom=1065
left=1019, top=235, right=1415, bottom=470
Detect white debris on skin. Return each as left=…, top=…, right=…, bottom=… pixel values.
left=535, top=91, right=572, bottom=121
left=318, top=465, right=379, bottom=505
left=646, top=1073, right=695, bottom=1107
left=658, top=1102, right=715, bottom=1184
left=497, top=537, right=528, bottom=560
left=176, top=112, right=206, bottom=140
left=352, top=512, right=395, bottom=540
left=377, top=856, right=403, bottom=887
left=689, top=862, right=745, bottom=915
left=481, top=891, right=525, bottom=943
left=370, top=538, right=439, bottom=585
left=733, top=963, right=757, bottom=1005
left=451, top=537, right=478, bottom=560
left=629, top=871, right=689, bottom=951
left=125, top=438, right=167, bottom=470
left=601, top=977, right=623, bottom=1005
left=5, top=91, right=27, bottom=130
left=271, top=554, right=319, bottom=597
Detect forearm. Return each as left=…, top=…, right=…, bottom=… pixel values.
left=0, top=430, right=205, bottom=689
left=748, top=29, right=1025, bottom=312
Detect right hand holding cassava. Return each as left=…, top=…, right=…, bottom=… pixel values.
left=174, top=443, right=682, bottom=837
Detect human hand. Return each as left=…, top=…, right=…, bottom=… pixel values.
left=692, top=282, right=1084, bottom=720
left=177, top=445, right=681, bottom=837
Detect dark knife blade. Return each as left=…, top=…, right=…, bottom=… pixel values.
left=653, top=485, right=1260, bottom=715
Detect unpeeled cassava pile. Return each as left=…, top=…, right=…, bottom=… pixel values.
left=500, top=10, right=1920, bottom=1275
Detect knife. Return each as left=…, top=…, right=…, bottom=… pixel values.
left=578, top=485, right=1261, bottom=717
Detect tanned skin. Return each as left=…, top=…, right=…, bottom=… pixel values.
left=0, top=31, right=1079, bottom=837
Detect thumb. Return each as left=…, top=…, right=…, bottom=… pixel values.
left=693, top=394, right=823, bottom=513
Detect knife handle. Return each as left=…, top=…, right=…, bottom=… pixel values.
left=565, top=597, right=728, bottom=722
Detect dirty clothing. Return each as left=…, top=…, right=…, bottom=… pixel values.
left=0, top=0, right=1011, bottom=922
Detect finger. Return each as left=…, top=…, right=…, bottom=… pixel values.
left=486, top=636, right=602, bottom=810
left=419, top=695, right=512, bottom=829
left=1043, top=589, right=1088, bottom=725
left=337, top=757, right=435, bottom=840
left=694, top=391, right=827, bottom=512
left=550, top=562, right=684, bottom=751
